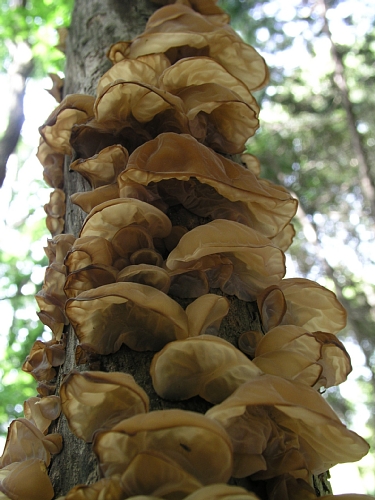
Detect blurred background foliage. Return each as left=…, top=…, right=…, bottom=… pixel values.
left=0, top=0, right=374, bottom=493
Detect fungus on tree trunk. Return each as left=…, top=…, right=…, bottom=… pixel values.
left=1, top=1, right=372, bottom=499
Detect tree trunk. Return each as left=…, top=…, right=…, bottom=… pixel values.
left=48, top=0, right=263, bottom=496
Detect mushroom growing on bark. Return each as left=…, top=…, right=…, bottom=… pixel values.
left=8, top=0, right=370, bottom=498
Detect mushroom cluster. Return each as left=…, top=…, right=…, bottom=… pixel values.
left=3, top=1, right=373, bottom=499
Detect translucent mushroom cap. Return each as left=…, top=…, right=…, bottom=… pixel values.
left=0, top=459, right=54, bottom=500
left=70, top=144, right=129, bottom=188
left=93, top=409, right=233, bottom=484
left=79, top=198, right=172, bottom=241
left=23, top=395, right=61, bottom=434
left=0, top=418, right=62, bottom=468
left=206, top=375, right=369, bottom=479
left=150, top=335, right=263, bottom=403
left=166, top=219, right=286, bottom=300
left=109, top=4, right=269, bottom=92
left=65, top=282, right=189, bottom=354
left=119, top=133, right=297, bottom=238
left=39, top=94, right=95, bottom=155
left=252, top=325, right=352, bottom=389
left=258, top=278, right=347, bottom=334
left=60, top=371, right=149, bottom=442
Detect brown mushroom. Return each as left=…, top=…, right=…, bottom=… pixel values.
left=97, top=54, right=170, bottom=97
left=109, top=4, right=268, bottom=92
left=93, top=409, right=233, bottom=485
left=44, top=234, right=76, bottom=265
left=206, top=375, right=369, bottom=479
left=35, top=262, right=68, bottom=339
left=166, top=219, right=286, bottom=300
left=44, top=188, right=66, bottom=236
left=252, top=325, right=352, bottom=389
left=150, top=335, right=263, bottom=403
left=22, top=338, right=66, bottom=381
left=64, top=236, right=117, bottom=273
left=0, top=418, right=62, bottom=468
left=116, top=264, right=170, bottom=293
left=36, top=137, right=64, bottom=189
left=70, top=144, right=129, bottom=188
left=54, top=476, right=124, bottom=500
left=60, top=371, right=149, bottom=442
left=39, top=94, right=95, bottom=155
left=71, top=184, right=120, bottom=213
left=64, top=264, right=118, bottom=299
left=184, top=483, right=261, bottom=500
left=0, top=459, right=54, bottom=500
left=65, top=282, right=189, bottom=353
left=258, top=278, right=347, bottom=334
left=118, top=133, right=297, bottom=237
left=23, top=395, right=61, bottom=434
left=120, top=450, right=203, bottom=498
left=185, top=294, right=229, bottom=336
left=79, top=198, right=172, bottom=241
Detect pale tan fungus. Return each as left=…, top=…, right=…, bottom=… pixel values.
left=206, top=374, right=370, bottom=479
left=64, top=264, right=118, bottom=299
left=0, top=459, right=54, bottom=500
left=184, top=483, right=262, bottom=499
left=240, top=153, right=261, bottom=176
left=97, top=54, right=171, bottom=96
left=169, top=270, right=209, bottom=298
left=253, top=325, right=352, bottom=388
left=47, top=73, right=64, bottom=103
left=39, top=94, right=95, bottom=155
left=163, top=226, right=188, bottom=252
left=258, top=279, right=347, bottom=334
left=270, top=223, right=296, bottom=252
left=64, top=236, right=117, bottom=273
left=35, top=262, right=68, bottom=339
left=129, top=248, right=164, bottom=267
left=113, top=4, right=269, bottom=92
left=111, top=225, right=155, bottom=259
left=120, top=450, right=203, bottom=498
left=93, top=409, right=233, bottom=484
left=55, top=476, right=124, bottom=500
left=60, top=371, right=149, bottom=442
left=79, top=198, right=172, bottom=241
left=166, top=219, right=286, bottom=300
left=237, top=330, right=264, bottom=358
left=257, top=285, right=287, bottom=332
left=116, top=264, right=170, bottom=293
left=70, top=144, right=129, bottom=188
left=44, top=234, right=76, bottom=265
left=94, top=80, right=189, bottom=136
left=44, top=188, right=66, bottom=236
left=65, top=282, right=189, bottom=353
left=71, top=184, right=120, bottom=213
left=36, top=137, right=64, bottom=189
left=23, top=395, right=61, bottom=434
left=22, top=338, right=65, bottom=381
left=118, top=133, right=297, bottom=237
left=150, top=0, right=230, bottom=26
left=0, top=418, right=62, bottom=468
left=151, top=335, right=263, bottom=403
left=185, top=294, right=229, bottom=336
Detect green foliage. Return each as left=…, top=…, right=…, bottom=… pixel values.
left=0, top=0, right=74, bottom=76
